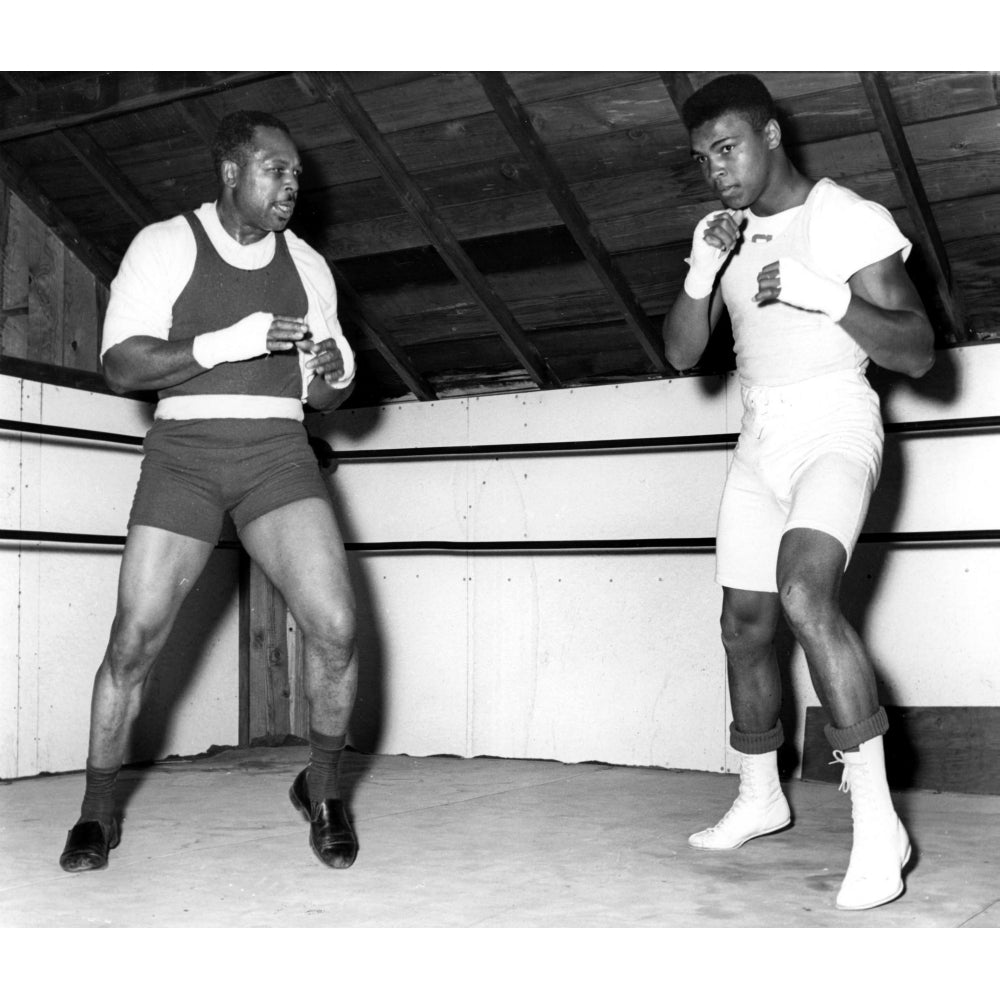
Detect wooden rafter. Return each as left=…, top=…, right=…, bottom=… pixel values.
left=659, top=72, right=698, bottom=117
left=173, top=98, right=221, bottom=147
left=476, top=72, right=670, bottom=375
left=304, top=70, right=561, bottom=391
left=328, top=263, right=437, bottom=401
left=859, top=72, right=969, bottom=343
left=0, top=73, right=159, bottom=230
left=59, top=126, right=159, bottom=228
left=0, top=71, right=280, bottom=143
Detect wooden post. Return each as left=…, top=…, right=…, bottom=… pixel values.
left=244, top=558, right=292, bottom=743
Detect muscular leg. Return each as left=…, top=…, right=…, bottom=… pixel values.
left=689, top=587, right=789, bottom=850
left=778, top=526, right=908, bottom=909
left=61, top=526, right=215, bottom=871
left=240, top=497, right=359, bottom=868
left=89, top=526, right=216, bottom=769
left=776, top=527, right=879, bottom=731
left=238, top=496, right=357, bottom=738
left=720, top=587, right=782, bottom=736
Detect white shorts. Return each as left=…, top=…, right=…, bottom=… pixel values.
left=715, top=369, right=884, bottom=593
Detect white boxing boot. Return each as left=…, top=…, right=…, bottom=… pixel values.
left=689, top=750, right=791, bottom=850
left=834, top=735, right=912, bottom=910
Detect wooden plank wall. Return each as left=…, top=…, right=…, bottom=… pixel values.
left=240, top=557, right=309, bottom=745
left=0, top=181, right=105, bottom=375
left=802, top=707, right=1000, bottom=795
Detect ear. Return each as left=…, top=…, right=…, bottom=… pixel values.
left=764, top=118, right=782, bottom=150
left=220, top=158, right=241, bottom=190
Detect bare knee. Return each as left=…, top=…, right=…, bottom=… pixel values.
left=301, top=606, right=357, bottom=666
left=720, top=596, right=777, bottom=659
left=778, top=574, right=838, bottom=638
left=104, top=615, right=169, bottom=686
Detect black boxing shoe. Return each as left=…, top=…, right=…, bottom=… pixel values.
left=289, top=769, right=358, bottom=869
left=59, top=818, right=121, bottom=872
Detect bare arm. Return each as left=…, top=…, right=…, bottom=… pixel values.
left=102, top=336, right=207, bottom=395
left=756, top=252, right=935, bottom=379
left=840, top=253, right=935, bottom=378
left=662, top=290, right=725, bottom=371
left=101, top=316, right=314, bottom=395
left=663, top=209, right=743, bottom=371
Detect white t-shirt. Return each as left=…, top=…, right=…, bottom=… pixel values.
left=101, top=202, right=355, bottom=399
left=720, top=178, right=911, bottom=387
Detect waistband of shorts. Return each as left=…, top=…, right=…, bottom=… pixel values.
left=740, top=368, right=872, bottom=405
left=154, top=394, right=304, bottom=421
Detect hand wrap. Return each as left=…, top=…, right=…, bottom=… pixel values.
left=773, top=258, right=851, bottom=321
left=683, top=210, right=744, bottom=299
left=191, top=312, right=273, bottom=369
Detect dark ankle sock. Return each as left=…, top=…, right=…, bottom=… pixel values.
left=307, top=730, right=346, bottom=803
left=79, top=761, right=120, bottom=828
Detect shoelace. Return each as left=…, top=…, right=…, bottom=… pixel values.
left=830, top=749, right=850, bottom=793
left=830, top=750, right=881, bottom=835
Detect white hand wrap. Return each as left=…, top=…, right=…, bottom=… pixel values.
left=774, top=258, right=851, bottom=322
left=683, top=210, right=743, bottom=299
left=191, top=312, right=273, bottom=369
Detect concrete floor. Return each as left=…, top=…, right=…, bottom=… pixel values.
left=1, top=745, right=998, bottom=928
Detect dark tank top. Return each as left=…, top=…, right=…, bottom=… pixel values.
left=159, top=211, right=308, bottom=401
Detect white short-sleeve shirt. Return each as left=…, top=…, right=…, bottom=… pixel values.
left=721, top=178, right=912, bottom=387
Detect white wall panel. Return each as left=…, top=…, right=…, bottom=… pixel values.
left=327, top=462, right=470, bottom=543
left=320, top=345, right=1000, bottom=776
left=467, top=553, right=725, bottom=770
left=1, top=376, right=240, bottom=779
left=465, top=451, right=726, bottom=541
left=348, top=553, right=470, bottom=756
left=6, top=341, right=999, bottom=779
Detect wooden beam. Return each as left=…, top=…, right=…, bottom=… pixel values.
left=1, top=72, right=158, bottom=230
left=329, top=262, right=437, bottom=401
left=0, top=147, right=118, bottom=285
left=859, top=71, right=969, bottom=342
left=304, top=70, right=560, bottom=390
left=58, top=126, right=159, bottom=228
left=0, top=71, right=280, bottom=143
left=660, top=72, right=697, bottom=118
left=246, top=558, right=292, bottom=743
left=173, top=97, right=222, bottom=147
left=476, top=72, right=670, bottom=375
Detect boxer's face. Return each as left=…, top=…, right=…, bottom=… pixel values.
left=690, top=112, right=780, bottom=211
left=223, top=126, right=301, bottom=243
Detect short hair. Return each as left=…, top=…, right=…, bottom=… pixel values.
left=681, top=74, right=780, bottom=133
left=211, top=110, right=294, bottom=180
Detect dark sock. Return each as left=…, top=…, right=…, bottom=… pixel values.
left=307, top=730, right=346, bottom=803
left=824, top=706, right=889, bottom=753
left=79, top=761, right=120, bottom=829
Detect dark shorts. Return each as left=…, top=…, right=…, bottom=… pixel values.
left=128, top=418, right=330, bottom=543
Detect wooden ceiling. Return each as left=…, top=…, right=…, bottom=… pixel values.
left=1, top=70, right=996, bottom=407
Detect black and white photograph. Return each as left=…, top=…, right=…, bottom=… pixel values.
left=0, top=7, right=996, bottom=989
